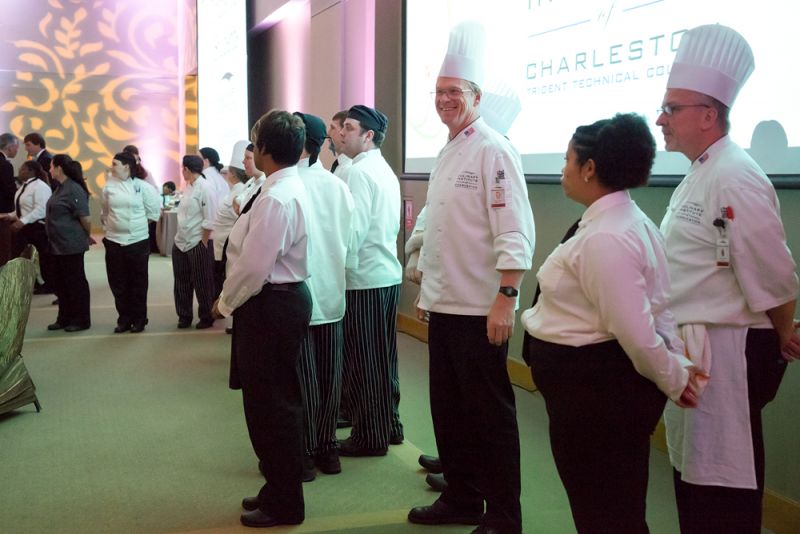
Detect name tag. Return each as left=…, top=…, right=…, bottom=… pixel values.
left=491, top=185, right=506, bottom=208
left=716, top=237, right=730, bottom=267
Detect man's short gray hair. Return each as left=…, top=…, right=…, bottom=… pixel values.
left=0, top=133, right=19, bottom=150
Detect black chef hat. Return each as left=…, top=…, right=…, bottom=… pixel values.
left=293, top=112, right=327, bottom=149
left=347, top=105, right=388, bottom=134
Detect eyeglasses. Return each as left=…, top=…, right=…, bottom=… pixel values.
left=431, top=88, right=473, bottom=99
left=657, top=103, right=711, bottom=116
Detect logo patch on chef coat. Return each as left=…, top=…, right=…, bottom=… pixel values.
left=675, top=201, right=703, bottom=225
left=455, top=171, right=479, bottom=190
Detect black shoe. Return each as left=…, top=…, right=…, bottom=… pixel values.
left=177, top=319, right=191, bottom=329
left=426, top=472, right=448, bottom=492
left=195, top=319, right=214, bottom=329
left=315, top=449, right=341, bottom=474
left=303, top=455, right=316, bottom=482
left=419, top=454, right=443, bottom=473
left=390, top=434, right=404, bottom=445
left=408, top=500, right=483, bottom=525
left=225, top=327, right=233, bottom=334
left=130, top=321, right=146, bottom=333
left=241, top=496, right=260, bottom=512
left=47, top=322, right=65, bottom=331
left=33, top=285, right=54, bottom=295
left=258, top=460, right=266, bottom=477
left=114, top=324, right=131, bottom=333
left=64, top=324, right=90, bottom=332
left=338, top=437, right=387, bottom=457
left=471, top=526, right=504, bottom=534
left=336, top=416, right=352, bottom=429
left=51, top=298, right=58, bottom=305
left=240, top=509, right=303, bottom=528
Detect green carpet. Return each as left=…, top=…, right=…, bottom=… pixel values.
left=0, top=247, right=696, bottom=533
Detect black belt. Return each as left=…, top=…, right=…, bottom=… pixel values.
left=264, top=281, right=303, bottom=292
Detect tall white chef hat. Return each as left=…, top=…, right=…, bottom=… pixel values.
left=438, top=20, right=486, bottom=86
left=229, top=140, right=249, bottom=170
left=481, top=80, right=521, bottom=135
left=667, top=24, right=754, bottom=107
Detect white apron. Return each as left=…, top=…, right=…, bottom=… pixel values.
left=665, top=325, right=756, bottom=489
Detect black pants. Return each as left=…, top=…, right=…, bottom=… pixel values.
left=529, top=337, right=666, bottom=534
left=429, top=312, right=522, bottom=533
left=14, top=222, right=54, bottom=290
left=52, top=252, right=91, bottom=328
left=298, top=320, right=344, bottom=456
left=171, top=241, right=214, bottom=323
left=673, top=328, right=786, bottom=534
left=342, top=285, right=402, bottom=448
left=213, top=258, right=226, bottom=301
left=104, top=238, right=150, bottom=327
left=234, top=282, right=311, bottom=521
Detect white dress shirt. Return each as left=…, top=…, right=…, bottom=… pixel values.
left=173, top=177, right=217, bottom=252
left=418, top=117, right=535, bottom=315
left=14, top=178, right=51, bottom=224
left=341, top=148, right=402, bottom=289
left=218, top=166, right=310, bottom=317
left=101, top=177, right=161, bottom=245
left=522, top=191, right=692, bottom=400
left=203, top=166, right=230, bottom=204
left=298, top=158, right=355, bottom=324
left=661, top=135, right=798, bottom=489
left=212, top=181, right=247, bottom=260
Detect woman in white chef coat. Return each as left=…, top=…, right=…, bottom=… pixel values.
left=522, top=113, right=700, bottom=534
left=101, top=151, right=161, bottom=333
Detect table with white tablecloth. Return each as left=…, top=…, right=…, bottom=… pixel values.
left=156, top=210, right=178, bottom=256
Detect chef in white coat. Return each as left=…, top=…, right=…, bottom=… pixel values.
left=408, top=21, right=535, bottom=534
left=293, top=111, right=355, bottom=479
left=657, top=24, right=800, bottom=534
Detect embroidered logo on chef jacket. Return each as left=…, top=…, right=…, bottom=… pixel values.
left=491, top=169, right=507, bottom=208
left=455, top=171, right=479, bottom=190
left=675, top=201, right=703, bottom=225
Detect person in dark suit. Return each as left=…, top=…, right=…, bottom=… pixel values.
left=0, top=133, right=19, bottom=214
left=23, top=133, right=52, bottom=186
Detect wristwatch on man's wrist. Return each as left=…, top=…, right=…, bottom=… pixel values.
left=498, top=286, right=519, bottom=298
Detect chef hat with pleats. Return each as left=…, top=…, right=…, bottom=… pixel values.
left=438, top=20, right=486, bottom=87
left=667, top=24, right=754, bottom=107
left=481, top=80, right=521, bottom=135
left=229, top=140, right=249, bottom=170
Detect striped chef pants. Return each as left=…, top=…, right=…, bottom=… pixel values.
left=298, top=320, right=344, bottom=456
left=171, top=241, right=215, bottom=323
left=342, top=284, right=402, bottom=449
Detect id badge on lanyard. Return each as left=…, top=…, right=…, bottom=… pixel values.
left=714, top=206, right=734, bottom=267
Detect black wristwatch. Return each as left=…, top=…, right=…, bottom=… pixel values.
left=498, top=286, right=519, bottom=298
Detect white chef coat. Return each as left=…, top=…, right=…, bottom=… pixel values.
left=418, top=117, right=535, bottom=315
left=333, top=153, right=352, bottom=180
left=661, top=135, right=798, bottom=488
left=522, top=191, right=692, bottom=400
left=101, top=177, right=161, bottom=245
left=173, top=177, right=217, bottom=252
left=297, top=158, right=355, bottom=324
left=235, top=174, right=266, bottom=213
left=341, top=148, right=402, bottom=290
left=13, top=177, right=51, bottom=224
left=212, top=181, right=247, bottom=260
left=203, top=166, right=230, bottom=204
left=217, top=166, right=310, bottom=317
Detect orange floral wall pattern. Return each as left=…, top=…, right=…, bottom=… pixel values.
left=0, top=0, right=197, bottom=195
